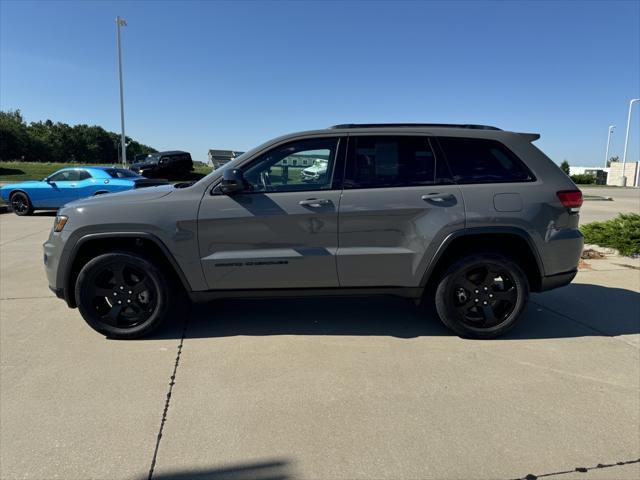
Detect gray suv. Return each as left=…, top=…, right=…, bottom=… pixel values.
left=43, top=124, right=584, bottom=339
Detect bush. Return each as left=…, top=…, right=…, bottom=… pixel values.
left=570, top=173, right=597, bottom=184
left=581, top=213, right=640, bottom=256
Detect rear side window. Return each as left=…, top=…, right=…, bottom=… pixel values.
left=77, top=170, right=92, bottom=180
left=344, top=136, right=451, bottom=189
left=438, top=137, right=534, bottom=184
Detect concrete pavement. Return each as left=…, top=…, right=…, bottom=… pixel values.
left=1, top=211, right=639, bottom=480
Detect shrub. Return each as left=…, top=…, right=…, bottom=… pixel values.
left=570, top=173, right=597, bottom=184
left=581, top=213, right=640, bottom=256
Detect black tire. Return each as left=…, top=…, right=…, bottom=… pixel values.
left=434, top=253, right=529, bottom=339
left=10, top=191, right=34, bottom=216
left=75, top=252, right=172, bottom=339
left=93, top=191, right=109, bottom=196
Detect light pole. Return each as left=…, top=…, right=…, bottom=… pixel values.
left=116, top=16, right=127, bottom=167
left=604, top=125, right=615, bottom=168
left=621, top=98, right=639, bottom=186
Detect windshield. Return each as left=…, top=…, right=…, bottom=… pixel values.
left=104, top=168, right=141, bottom=179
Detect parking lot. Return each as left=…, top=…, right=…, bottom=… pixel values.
left=1, top=192, right=639, bottom=480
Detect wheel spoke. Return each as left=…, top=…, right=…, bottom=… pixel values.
left=93, top=287, right=113, bottom=298
left=131, top=281, right=150, bottom=295
left=103, top=304, right=122, bottom=326
left=481, top=305, right=497, bottom=326
left=111, top=265, right=125, bottom=286
left=456, top=277, right=478, bottom=293
left=493, top=288, right=517, bottom=303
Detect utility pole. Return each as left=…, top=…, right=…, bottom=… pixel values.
left=116, top=16, right=127, bottom=167
left=621, top=98, right=639, bottom=186
left=604, top=125, right=615, bottom=168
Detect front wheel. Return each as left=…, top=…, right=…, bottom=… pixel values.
left=435, top=253, right=529, bottom=339
left=75, top=253, right=172, bottom=339
left=10, top=192, right=34, bottom=216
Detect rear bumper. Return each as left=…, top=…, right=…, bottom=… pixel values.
left=539, top=269, right=577, bottom=292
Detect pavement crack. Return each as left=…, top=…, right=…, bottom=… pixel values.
left=147, top=315, right=189, bottom=480
left=510, top=457, right=640, bottom=479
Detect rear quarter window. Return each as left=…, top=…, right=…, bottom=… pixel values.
left=438, top=137, right=534, bottom=184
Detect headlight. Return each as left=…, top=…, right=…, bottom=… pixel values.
left=53, top=215, right=68, bottom=232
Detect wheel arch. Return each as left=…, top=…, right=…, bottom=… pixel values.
left=63, top=232, right=192, bottom=308
left=421, top=227, right=544, bottom=293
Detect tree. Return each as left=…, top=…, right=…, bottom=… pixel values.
left=607, top=156, right=619, bottom=167
left=0, top=110, right=157, bottom=163
left=560, top=160, right=570, bottom=175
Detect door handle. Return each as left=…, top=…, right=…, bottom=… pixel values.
left=70, top=183, right=77, bottom=187
left=421, top=193, right=454, bottom=203
left=299, top=198, right=330, bottom=208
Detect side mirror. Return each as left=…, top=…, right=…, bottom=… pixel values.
left=219, top=169, right=245, bottom=195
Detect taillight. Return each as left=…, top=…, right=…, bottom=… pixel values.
left=557, top=190, right=583, bottom=210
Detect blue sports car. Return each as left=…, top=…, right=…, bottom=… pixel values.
left=0, top=166, right=167, bottom=216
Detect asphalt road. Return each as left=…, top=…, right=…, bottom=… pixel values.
left=0, top=208, right=639, bottom=480
left=579, top=187, right=640, bottom=224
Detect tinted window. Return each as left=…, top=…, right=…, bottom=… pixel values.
left=77, top=170, right=92, bottom=180
left=105, top=168, right=140, bottom=178
left=344, top=136, right=448, bottom=189
left=438, top=137, right=533, bottom=184
left=48, top=170, right=82, bottom=182
left=243, top=137, right=338, bottom=193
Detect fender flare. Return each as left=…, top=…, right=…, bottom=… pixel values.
left=419, top=226, right=545, bottom=288
left=61, top=231, right=193, bottom=306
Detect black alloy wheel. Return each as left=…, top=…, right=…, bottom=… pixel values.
left=10, top=192, right=33, bottom=216
left=435, top=253, right=529, bottom=339
left=75, top=253, right=172, bottom=339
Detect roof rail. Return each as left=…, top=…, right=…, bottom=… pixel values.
left=329, top=123, right=502, bottom=130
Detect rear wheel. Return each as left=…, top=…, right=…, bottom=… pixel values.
left=435, top=253, right=529, bottom=339
left=10, top=192, right=34, bottom=216
left=75, top=253, right=171, bottom=339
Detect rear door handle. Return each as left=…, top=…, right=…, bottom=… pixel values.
left=299, top=198, right=330, bottom=208
left=421, top=193, right=454, bottom=203
left=70, top=183, right=77, bottom=187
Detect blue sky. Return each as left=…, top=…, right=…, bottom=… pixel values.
left=1, top=0, right=639, bottom=164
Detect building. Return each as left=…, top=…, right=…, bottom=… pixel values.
left=606, top=161, right=640, bottom=186
left=207, top=150, right=244, bottom=169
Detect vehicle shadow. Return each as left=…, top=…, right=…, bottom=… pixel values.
left=139, top=458, right=292, bottom=480
left=33, top=211, right=57, bottom=217
left=151, top=283, right=639, bottom=341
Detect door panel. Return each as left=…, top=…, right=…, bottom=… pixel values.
left=198, top=191, right=341, bottom=289
left=337, top=185, right=464, bottom=286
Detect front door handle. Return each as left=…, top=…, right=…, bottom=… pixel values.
left=299, top=198, right=330, bottom=208
left=421, top=193, right=454, bottom=203
left=70, top=183, right=77, bottom=187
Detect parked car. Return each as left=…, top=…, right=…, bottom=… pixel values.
left=44, top=123, right=583, bottom=340
left=301, top=158, right=329, bottom=182
left=129, top=150, right=193, bottom=178
left=0, top=167, right=167, bottom=216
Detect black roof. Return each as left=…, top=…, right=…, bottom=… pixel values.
left=152, top=150, right=190, bottom=156
left=329, top=123, right=501, bottom=130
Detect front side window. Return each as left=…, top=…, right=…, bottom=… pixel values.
left=242, top=137, right=338, bottom=193
left=344, top=135, right=448, bottom=189
left=48, top=170, right=81, bottom=182
left=438, top=137, right=534, bottom=184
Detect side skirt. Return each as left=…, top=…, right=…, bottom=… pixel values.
left=188, top=286, right=424, bottom=303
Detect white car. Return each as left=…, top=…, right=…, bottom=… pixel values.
left=301, top=158, right=328, bottom=182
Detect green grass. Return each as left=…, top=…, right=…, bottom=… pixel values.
left=581, top=213, right=640, bottom=256
left=0, top=161, right=213, bottom=183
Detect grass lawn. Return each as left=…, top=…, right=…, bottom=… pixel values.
left=0, top=161, right=213, bottom=183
